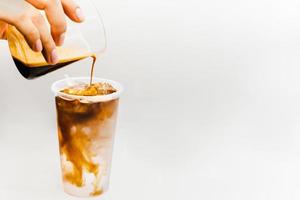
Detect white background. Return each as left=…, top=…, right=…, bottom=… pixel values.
left=1, top=0, right=300, bottom=199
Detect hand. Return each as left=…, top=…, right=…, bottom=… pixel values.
left=0, top=20, right=7, bottom=39
left=0, top=0, right=85, bottom=64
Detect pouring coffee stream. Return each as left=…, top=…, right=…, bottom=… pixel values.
left=6, top=25, right=97, bottom=82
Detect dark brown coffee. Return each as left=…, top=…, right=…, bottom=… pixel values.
left=13, top=58, right=78, bottom=79
left=7, top=25, right=97, bottom=80
left=13, top=54, right=96, bottom=80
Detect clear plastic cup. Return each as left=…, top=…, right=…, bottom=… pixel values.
left=51, top=77, right=122, bottom=197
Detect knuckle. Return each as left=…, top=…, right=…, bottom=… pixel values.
left=53, top=22, right=67, bottom=34
left=44, top=37, right=54, bottom=47
left=31, top=13, right=44, bottom=25
left=14, top=12, right=30, bottom=24
left=43, top=0, right=51, bottom=8
left=28, top=30, right=39, bottom=39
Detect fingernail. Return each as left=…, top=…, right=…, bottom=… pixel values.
left=35, top=39, right=42, bottom=52
left=50, top=49, right=59, bottom=64
left=58, top=33, right=65, bottom=46
left=76, top=8, right=85, bottom=22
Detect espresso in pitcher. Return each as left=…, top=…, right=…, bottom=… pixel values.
left=7, top=26, right=97, bottom=80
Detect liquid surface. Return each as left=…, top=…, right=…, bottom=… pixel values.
left=61, top=82, right=116, bottom=96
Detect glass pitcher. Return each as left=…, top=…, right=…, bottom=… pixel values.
left=6, top=0, right=106, bottom=79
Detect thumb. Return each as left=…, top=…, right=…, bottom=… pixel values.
left=0, top=21, right=8, bottom=39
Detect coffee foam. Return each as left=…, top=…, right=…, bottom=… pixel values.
left=52, top=77, right=123, bottom=103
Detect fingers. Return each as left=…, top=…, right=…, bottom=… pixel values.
left=0, top=21, right=8, bottom=39
left=9, top=8, right=58, bottom=64
left=13, top=17, right=42, bottom=52
left=1, top=0, right=86, bottom=64
left=26, top=0, right=67, bottom=46
left=61, top=0, right=85, bottom=22
left=31, top=12, right=58, bottom=64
